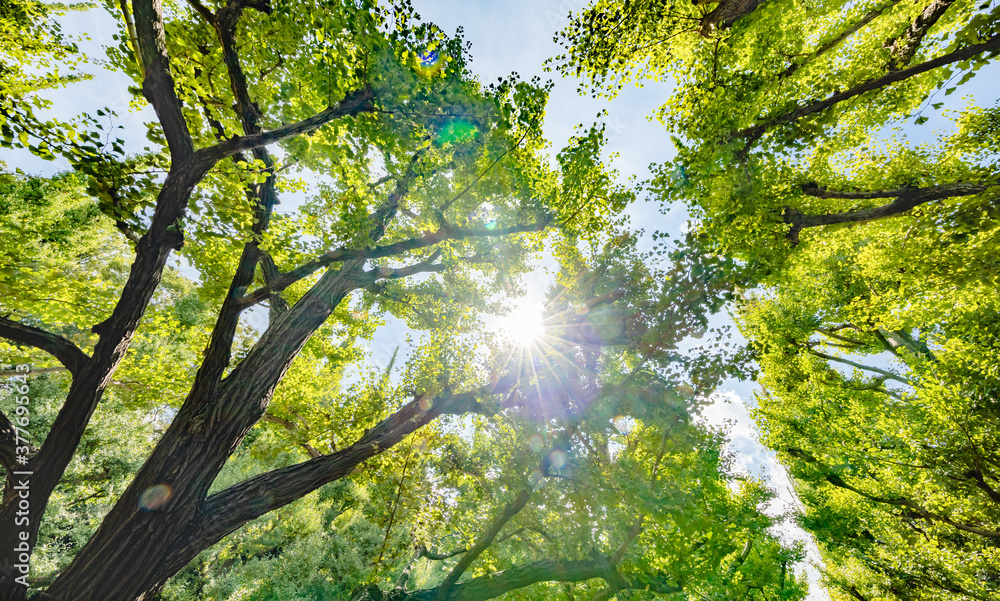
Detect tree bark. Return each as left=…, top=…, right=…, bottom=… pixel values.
left=784, top=181, right=992, bottom=243
left=700, top=0, right=766, bottom=36
left=886, top=0, right=956, bottom=70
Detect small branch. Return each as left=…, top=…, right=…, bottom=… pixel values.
left=373, top=446, right=414, bottom=575
left=437, top=489, right=534, bottom=596
left=373, top=252, right=445, bottom=281
left=610, top=517, right=643, bottom=565
left=237, top=221, right=547, bottom=308
left=437, top=429, right=580, bottom=598
left=808, top=349, right=910, bottom=384
left=116, top=0, right=142, bottom=77
left=727, top=538, right=753, bottom=575
left=816, top=327, right=868, bottom=347
left=395, top=545, right=427, bottom=589
left=777, top=0, right=901, bottom=79
left=423, top=546, right=469, bottom=561
left=825, top=474, right=1000, bottom=538
left=183, top=0, right=215, bottom=22
left=0, top=317, right=89, bottom=375
left=735, top=33, right=1000, bottom=144
left=199, top=87, right=375, bottom=163
left=432, top=556, right=626, bottom=601
left=965, top=469, right=1000, bottom=505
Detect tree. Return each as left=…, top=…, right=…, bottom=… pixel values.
left=558, top=0, right=1000, bottom=599
left=738, top=267, right=1000, bottom=600
left=558, top=0, right=999, bottom=268
left=0, top=1, right=808, bottom=600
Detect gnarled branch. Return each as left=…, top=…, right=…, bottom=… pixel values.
left=0, top=318, right=89, bottom=376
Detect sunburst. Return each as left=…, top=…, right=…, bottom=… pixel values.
left=497, top=298, right=545, bottom=347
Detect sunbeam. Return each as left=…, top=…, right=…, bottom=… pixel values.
left=497, top=298, right=545, bottom=347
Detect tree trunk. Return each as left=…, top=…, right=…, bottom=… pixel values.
left=41, top=262, right=367, bottom=600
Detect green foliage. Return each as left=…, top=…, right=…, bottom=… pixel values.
left=0, top=0, right=814, bottom=598
left=559, top=0, right=1000, bottom=599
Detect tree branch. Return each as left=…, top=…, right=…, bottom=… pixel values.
left=825, top=474, right=1000, bottom=538
left=425, top=556, right=622, bottom=601
left=423, top=546, right=469, bottom=561
left=183, top=0, right=214, bottom=23
left=187, top=375, right=520, bottom=562
left=808, top=349, right=910, bottom=384
left=198, top=86, right=375, bottom=163
left=183, top=0, right=295, bottom=404
left=785, top=181, right=993, bottom=242
left=0, top=318, right=89, bottom=375
left=816, top=327, right=868, bottom=347
left=735, top=33, right=1000, bottom=144
left=700, top=0, right=766, bottom=36
left=965, top=469, right=1000, bottom=505
left=237, top=221, right=547, bottom=308
left=777, top=0, right=901, bottom=80
left=437, top=428, right=580, bottom=598
left=886, top=0, right=956, bottom=70
left=373, top=252, right=445, bottom=281
left=436, top=488, right=534, bottom=597
left=133, top=0, right=194, bottom=161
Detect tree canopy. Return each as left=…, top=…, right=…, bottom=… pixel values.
left=0, top=1, right=811, bottom=600
left=558, top=0, right=1000, bottom=599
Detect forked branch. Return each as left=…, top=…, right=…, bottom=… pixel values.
left=238, top=221, right=547, bottom=308
left=785, top=180, right=993, bottom=243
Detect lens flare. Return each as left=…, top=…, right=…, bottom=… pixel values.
left=436, top=120, right=477, bottom=146
left=611, top=415, right=634, bottom=434
left=548, top=449, right=567, bottom=469
left=139, top=484, right=172, bottom=511
left=419, top=49, right=439, bottom=67
left=414, top=48, right=445, bottom=78
left=529, top=469, right=544, bottom=489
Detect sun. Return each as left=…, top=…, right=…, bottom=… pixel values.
left=497, top=299, right=545, bottom=347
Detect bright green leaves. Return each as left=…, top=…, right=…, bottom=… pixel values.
left=558, top=1, right=1000, bottom=599
left=0, top=0, right=87, bottom=158
left=0, top=171, right=125, bottom=351
left=737, top=240, right=1000, bottom=600
left=553, top=123, right=634, bottom=239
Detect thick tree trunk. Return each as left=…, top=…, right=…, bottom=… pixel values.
left=0, top=184, right=192, bottom=600
left=42, top=261, right=367, bottom=600
left=886, top=0, right=956, bottom=70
